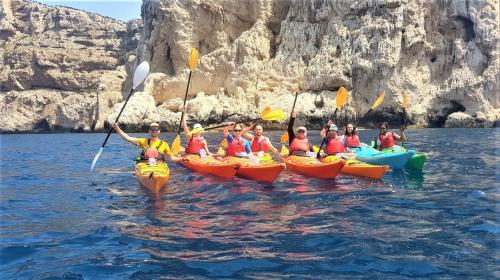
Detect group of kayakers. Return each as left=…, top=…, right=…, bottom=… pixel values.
left=110, top=110, right=406, bottom=164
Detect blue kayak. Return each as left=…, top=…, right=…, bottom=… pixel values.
left=354, top=144, right=415, bottom=169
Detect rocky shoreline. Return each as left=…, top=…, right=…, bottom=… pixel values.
left=1, top=0, right=499, bottom=133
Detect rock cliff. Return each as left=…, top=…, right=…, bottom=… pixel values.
left=1, top=0, right=498, bottom=133
left=114, top=0, right=499, bottom=130
left=0, top=0, right=141, bottom=132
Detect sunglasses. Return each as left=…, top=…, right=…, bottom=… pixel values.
left=149, top=128, right=160, bottom=131
left=297, top=130, right=306, bottom=133
left=234, top=130, right=242, bottom=132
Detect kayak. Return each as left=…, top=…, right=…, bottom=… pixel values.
left=224, top=155, right=285, bottom=184
left=406, top=153, right=427, bottom=170
left=135, top=161, right=170, bottom=195
left=354, top=145, right=415, bottom=169
left=182, top=154, right=238, bottom=179
left=321, top=155, right=389, bottom=179
left=282, top=155, right=345, bottom=179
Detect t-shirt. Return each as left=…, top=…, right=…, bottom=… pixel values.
left=136, top=138, right=171, bottom=155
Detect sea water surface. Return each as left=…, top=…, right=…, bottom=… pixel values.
left=1, top=128, right=498, bottom=279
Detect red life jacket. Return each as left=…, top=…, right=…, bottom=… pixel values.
left=226, top=137, right=247, bottom=156
left=379, top=131, right=396, bottom=150
left=326, top=136, right=345, bottom=154
left=251, top=136, right=269, bottom=152
left=290, top=138, right=310, bottom=154
left=187, top=135, right=206, bottom=155
left=345, top=134, right=360, bottom=148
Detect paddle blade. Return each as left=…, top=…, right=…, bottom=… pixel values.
left=171, top=135, right=181, bottom=155
left=280, top=145, right=289, bottom=156
left=336, top=87, right=349, bottom=108
left=371, top=91, right=385, bottom=109
left=261, top=109, right=286, bottom=121
left=260, top=106, right=272, bottom=117
left=217, top=147, right=226, bottom=156
left=221, top=138, right=228, bottom=149
left=280, top=131, right=289, bottom=144
left=90, top=147, right=103, bottom=171
left=402, top=92, right=409, bottom=108
left=313, top=145, right=320, bottom=153
left=188, top=48, right=199, bottom=71
left=133, top=61, right=150, bottom=89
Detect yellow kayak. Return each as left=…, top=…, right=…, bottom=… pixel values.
left=135, top=161, right=170, bottom=195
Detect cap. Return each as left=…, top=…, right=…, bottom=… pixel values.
left=296, top=126, right=307, bottom=132
left=149, top=122, right=160, bottom=128
left=329, top=124, right=338, bottom=131
left=193, top=123, right=202, bottom=129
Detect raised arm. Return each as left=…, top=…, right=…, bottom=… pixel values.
left=223, top=123, right=234, bottom=138
left=393, top=126, right=406, bottom=142
left=111, top=122, right=138, bottom=145
left=266, top=139, right=280, bottom=156
left=242, top=122, right=254, bottom=141
left=180, top=108, right=191, bottom=138
left=320, top=120, right=333, bottom=140
left=287, top=112, right=296, bottom=145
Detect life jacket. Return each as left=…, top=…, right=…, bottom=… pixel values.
left=289, top=138, right=310, bottom=155
left=251, top=136, right=269, bottom=152
left=378, top=131, right=396, bottom=150
left=345, top=134, right=360, bottom=148
left=325, top=136, right=345, bottom=154
left=226, top=137, right=247, bottom=156
left=187, top=135, right=206, bottom=155
left=139, top=139, right=166, bottom=162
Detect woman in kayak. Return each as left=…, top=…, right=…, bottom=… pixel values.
left=344, top=123, right=361, bottom=149
left=373, top=122, right=406, bottom=150
left=287, top=112, right=314, bottom=156
left=242, top=122, right=280, bottom=155
left=111, top=122, right=182, bottom=164
left=320, top=121, right=347, bottom=155
left=181, top=110, right=212, bottom=156
left=223, top=123, right=252, bottom=157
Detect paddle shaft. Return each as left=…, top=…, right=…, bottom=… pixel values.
left=101, top=88, right=135, bottom=148
left=355, top=108, right=372, bottom=127
left=316, top=108, right=339, bottom=157
left=177, top=71, right=193, bottom=134
left=204, top=116, right=263, bottom=131
left=291, top=91, right=299, bottom=112
left=401, top=107, right=407, bottom=147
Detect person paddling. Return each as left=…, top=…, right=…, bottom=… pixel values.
left=344, top=123, right=361, bottom=150
left=223, top=123, right=252, bottom=157
left=373, top=122, right=405, bottom=150
left=181, top=109, right=212, bottom=157
left=287, top=112, right=314, bottom=156
left=320, top=120, right=347, bottom=155
left=242, top=122, right=280, bottom=156
left=111, top=122, right=182, bottom=164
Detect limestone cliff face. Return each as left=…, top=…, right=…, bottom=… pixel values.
left=0, top=0, right=141, bottom=132
left=113, top=0, right=499, bottom=129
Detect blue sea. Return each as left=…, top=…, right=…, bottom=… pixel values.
left=0, top=128, right=498, bottom=279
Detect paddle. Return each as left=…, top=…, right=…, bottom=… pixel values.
left=203, top=107, right=286, bottom=131
left=90, top=61, right=150, bottom=171
left=316, top=87, right=349, bottom=158
left=355, top=91, right=385, bottom=126
left=171, top=48, right=199, bottom=155
left=401, top=92, right=409, bottom=147
left=281, top=85, right=300, bottom=144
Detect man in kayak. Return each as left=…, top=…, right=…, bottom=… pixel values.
left=373, top=122, right=406, bottom=150
left=242, top=122, right=280, bottom=155
left=320, top=121, right=347, bottom=155
left=223, top=123, right=252, bottom=157
left=111, top=122, right=182, bottom=164
left=287, top=112, right=314, bottom=156
left=344, top=123, right=361, bottom=149
left=181, top=109, right=212, bottom=157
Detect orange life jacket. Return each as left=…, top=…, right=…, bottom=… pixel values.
left=251, top=136, right=269, bottom=152
left=227, top=137, right=247, bottom=156
left=326, top=136, right=345, bottom=154
left=345, top=134, right=360, bottom=148
left=379, top=131, right=396, bottom=150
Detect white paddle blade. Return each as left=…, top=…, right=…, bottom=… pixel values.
left=90, top=147, right=104, bottom=171
left=132, top=61, right=150, bottom=89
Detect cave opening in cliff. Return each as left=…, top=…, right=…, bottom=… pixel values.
left=455, top=16, right=475, bottom=42
left=429, top=100, right=466, bottom=127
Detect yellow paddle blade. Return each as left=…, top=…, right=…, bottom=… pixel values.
left=220, top=138, right=228, bottom=149
left=280, top=145, right=289, bottom=156
left=180, top=146, right=185, bottom=152
left=171, top=135, right=181, bottom=155
left=280, top=131, right=289, bottom=143
left=260, top=153, right=273, bottom=162
left=402, top=92, right=409, bottom=108
left=313, top=145, right=320, bottom=153
left=217, top=147, right=226, bottom=156
left=261, top=109, right=286, bottom=121
left=188, top=48, right=198, bottom=71
left=371, top=91, right=385, bottom=109
left=261, top=106, right=271, bottom=116
left=336, top=87, right=349, bottom=108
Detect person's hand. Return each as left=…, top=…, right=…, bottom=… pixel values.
left=327, top=120, right=333, bottom=126
left=178, top=106, right=185, bottom=112
left=400, top=125, right=405, bottom=131
left=291, top=112, right=296, bottom=118
left=248, top=122, right=254, bottom=128
left=111, top=122, right=119, bottom=130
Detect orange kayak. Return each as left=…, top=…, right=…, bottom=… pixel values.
left=282, top=155, right=345, bottom=179
left=182, top=154, right=238, bottom=179
left=224, top=156, right=285, bottom=184
left=135, top=162, right=170, bottom=195
left=321, top=155, right=389, bottom=179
